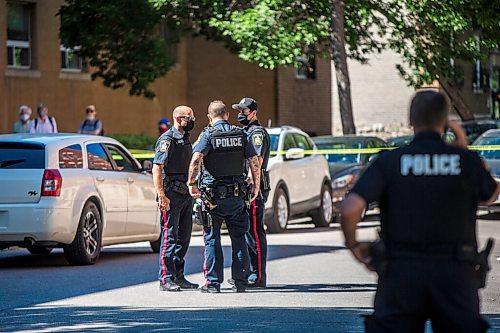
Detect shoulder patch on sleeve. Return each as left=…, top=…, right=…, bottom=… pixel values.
left=252, top=133, right=264, bottom=146
left=159, top=139, right=171, bottom=153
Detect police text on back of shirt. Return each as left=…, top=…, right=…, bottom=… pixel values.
left=400, top=154, right=461, bottom=176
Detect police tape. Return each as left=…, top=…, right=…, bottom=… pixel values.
left=130, top=145, right=500, bottom=159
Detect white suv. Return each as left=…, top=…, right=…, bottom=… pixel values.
left=264, top=126, right=333, bottom=233
left=0, top=134, right=160, bottom=265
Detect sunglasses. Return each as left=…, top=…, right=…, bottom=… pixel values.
left=86, top=109, right=95, bottom=114
left=178, top=115, right=195, bottom=121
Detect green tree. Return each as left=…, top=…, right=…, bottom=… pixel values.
left=59, top=0, right=175, bottom=98
left=383, top=0, right=500, bottom=119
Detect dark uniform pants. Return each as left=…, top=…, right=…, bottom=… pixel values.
left=158, top=190, right=193, bottom=285
left=365, top=259, right=490, bottom=333
left=245, top=196, right=267, bottom=283
left=203, top=196, right=250, bottom=289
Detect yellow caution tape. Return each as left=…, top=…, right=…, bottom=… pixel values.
left=130, top=145, right=500, bottom=159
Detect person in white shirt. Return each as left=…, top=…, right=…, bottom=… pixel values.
left=30, top=104, right=58, bottom=134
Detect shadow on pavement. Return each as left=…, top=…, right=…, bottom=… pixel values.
left=0, top=305, right=372, bottom=333
left=260, top=283, right=377, bottom=293
left=0, top=244, right=345, bottom=310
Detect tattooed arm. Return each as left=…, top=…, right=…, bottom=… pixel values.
left=248, top=155, right=261, bottom=202
left=187, top=152, right=204, bottom=198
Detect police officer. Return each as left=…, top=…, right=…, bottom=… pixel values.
left=232, top=97, right=271, bottom=288
left=153, top=106, right=199, bottom=292
left=187, top=100, right=261, bottom=293
left=341, top=90, right=499, bottom=333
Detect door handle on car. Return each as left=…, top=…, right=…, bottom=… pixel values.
left=96, top=176, right=104, bottom=182
left=127, top=177, right=135, bottom=183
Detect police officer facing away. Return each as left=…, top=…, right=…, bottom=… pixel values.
left=341, top=90, right=500, bottom=333
left=153, top=106, right=199, bottom=292
left=188, top=100, right=261, bottom=293
left=232, top=97, right=271, bottom=288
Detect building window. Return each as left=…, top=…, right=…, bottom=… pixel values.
left=296, top=55, right=316, bottom=80
left=7, top=2, right=31, bottom=68
left=60, top=46, right=82, bottom=71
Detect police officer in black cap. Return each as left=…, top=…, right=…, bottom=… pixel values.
left=187, top=100, right=261, bottom=293
left=232, top=97, right=271, bottom=288
left=341, top=90, right=499, bottom=333
left=153, top=105, right=199, bottom=292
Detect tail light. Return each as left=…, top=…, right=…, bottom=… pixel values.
left=41, top=169, right=62, bottom=196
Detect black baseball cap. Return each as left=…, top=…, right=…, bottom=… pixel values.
left=232, top=97, right=258, bottom=111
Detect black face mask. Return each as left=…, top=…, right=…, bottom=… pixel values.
left=182, top=119, right=195, bottom=132
left=238, top=113, right=251, bottom=126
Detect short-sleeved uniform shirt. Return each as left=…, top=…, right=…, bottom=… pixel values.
left=245, top=121, right=271, bottom=171
left=351, top=131, right=497, bottom=248
left=193, top=120, right=257, bottom=186
left=153, top=126, right=192, bottom=182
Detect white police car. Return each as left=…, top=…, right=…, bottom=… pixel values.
left=265, top=126, right=333, bottom=233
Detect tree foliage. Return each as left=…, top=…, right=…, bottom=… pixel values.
left=59, top=0, right=175, bottom=98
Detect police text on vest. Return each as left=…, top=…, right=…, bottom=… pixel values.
left=400, top=154, right=461, bottom=176
left=214, top=137, right=243, bottom=148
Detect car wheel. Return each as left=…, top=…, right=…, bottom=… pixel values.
left=27, top=246, right=53, bottom=255
left=267, top=187, right=289, bottom=234
left=64, top=201, right=102, bottom=265
left=150, top=233, right=161, bottom=253
left=311, top=183, right=334, bottom=227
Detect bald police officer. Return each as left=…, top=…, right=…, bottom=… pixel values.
left=188, top=100, right=261, bottom=293
left=153, top=106, right=199, bottom=292
left=233, top=97, right=271, bottom=287
left=341, top=90, right=499, bottom=333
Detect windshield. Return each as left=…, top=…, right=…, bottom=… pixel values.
left=0, top=142, right=45, bottom=169
left=269, top=134, right=279, bottom=155
left=475, top=137, right=500, bottom=159
left=315, top=142, right=361, bottom=164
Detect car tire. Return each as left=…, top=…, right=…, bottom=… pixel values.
left=266, top=187, right=289, bottom=234
left=150, top=234, right=161, bottom=253
left=64, top=201, right=102, bottom=265
left=27, top=246, right=53, bottom=255
left=311, top=183, right=334, bottom=228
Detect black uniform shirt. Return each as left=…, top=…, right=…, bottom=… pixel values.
left=153, top=126, right=192, bottom=181
left=351, top=131, right=497, bottom=248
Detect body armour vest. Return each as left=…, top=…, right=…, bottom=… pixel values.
left=204, top=127, right=246, bottom=177
left=163, top=134, right=192, bottom=175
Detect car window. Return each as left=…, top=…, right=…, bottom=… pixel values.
left=105, top=144, right=138, bottom=172
left=293, top=134, right=313, bottom=150
left=0, top=142, right=45, bottom=169
left=283, top=134, right=296, bottom=151
left=59, top=144, right=83, bottom=169
left=269, top=134, right=280, bottom=153
left=475, top=136, right=500, bottom=159
left=86, top=143, right=113, bottom=171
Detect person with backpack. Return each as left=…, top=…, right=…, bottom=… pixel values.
left=78, top=105, right=103, bottom=136
left=30, top=104, right=58, bottom=134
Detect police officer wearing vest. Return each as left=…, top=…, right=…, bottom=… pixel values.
left=188, top=100, right=261, bottom=293
left=232, top=97, right=271, bottom=288
left=341, top=90, right=499, bottom=333
left=153, top=105, right=199, bottom=292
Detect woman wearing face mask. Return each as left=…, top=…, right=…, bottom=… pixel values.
left=78, top=105, right=103, bottom=136
left=12, top=105, right=33, bottom=134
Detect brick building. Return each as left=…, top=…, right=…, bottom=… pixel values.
left=0, top=0, right=331, bottom=138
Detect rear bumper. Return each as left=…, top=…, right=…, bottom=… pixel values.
left=0, top=199, right=76, bottom=245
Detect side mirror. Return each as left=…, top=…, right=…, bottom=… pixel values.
left=368, top=154, right=379, bottom=163
left=142, top=159, right=153, bottom=172
left=285, top=148, right=305, bottom=160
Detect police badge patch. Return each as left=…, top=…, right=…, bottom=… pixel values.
left=252, top=133, right=263, bottom=146
left=159, top=140, right=170, bottom=152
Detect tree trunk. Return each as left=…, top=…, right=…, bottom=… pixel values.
left=331, top=0, right=356, bottom=134
left=438, top=79, right=474, bottom=120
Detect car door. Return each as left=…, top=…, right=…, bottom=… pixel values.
left=104, top=144, right=158, bottom=236
left=86, top=143, right=127, bottom=237
left=292, top=133, right=324, bottom=202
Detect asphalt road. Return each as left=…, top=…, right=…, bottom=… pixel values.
left=1, top=215, right=499, bottom=333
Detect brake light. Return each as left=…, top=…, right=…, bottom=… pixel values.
left=41, top=169, right=62, bottom=196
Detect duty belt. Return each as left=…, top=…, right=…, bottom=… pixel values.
left=164, top=179, right=189, bottom=196
left=388, top=243, right=476, bottom=262
left=206, top=184, right=245, bottom=199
